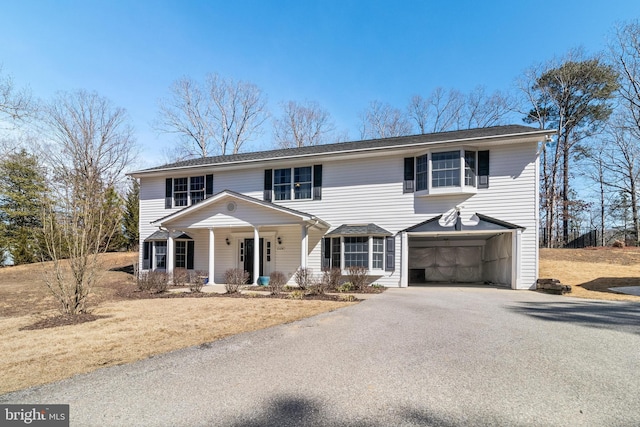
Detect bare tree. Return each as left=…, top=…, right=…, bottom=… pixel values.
left=0, top=66, right=32, bottom=126
left=273, top=100, right=336, bottom=148
left=155, top=77, right=213, bottom=159
left=600, top=117, right=640, bottom=245
left=462, top=86, right=513, bottom=129
left=611, top=21, right=640, bottom=137
left=40, top=90, right=137, bottom=314
left=408, top=88, right=464, bottom=134
left=360, top=100, right=412, bottom=139
left=155, top=73, right=268, bottom=158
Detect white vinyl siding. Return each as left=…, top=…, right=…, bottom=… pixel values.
left=138, top=139, right=540, bottom=289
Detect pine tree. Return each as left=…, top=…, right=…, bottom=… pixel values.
left=122, top=178, right=139, bottom=251
left=0, top=149, right=48, bottom=264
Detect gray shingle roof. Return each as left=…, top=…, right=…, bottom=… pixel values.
left=144, top=230, right=193, bottom=241
left=132, top=125, right=552, bottom=174
left=327, top=224, right=392, bottom=236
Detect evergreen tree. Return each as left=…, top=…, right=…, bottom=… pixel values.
left=122, top=178, right=139, bottom=251
left=0, top=149, right=47, bottom=264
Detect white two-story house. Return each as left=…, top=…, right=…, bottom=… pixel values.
left=130, top=125, right=554, bottom=289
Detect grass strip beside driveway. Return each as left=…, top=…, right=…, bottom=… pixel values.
left=0, top=298, right=354, bottom=394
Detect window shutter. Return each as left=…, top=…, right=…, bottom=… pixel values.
left=205, top=174, right=214, bottom=198
left=142, top=241, right=151, bottom=270
left=322, top=237, right=330, bottom=270
left=313, top=164, right=323, bottom=200
left=187, top=241, right=195, bottom=270
left=264, top=169, right=272, bottom=202
left=165, top=178, right=173, bottom=209
left=385, top=236, right=395, bottom=271
left=403, top=158, right=415, bottom=193
left=478, top=151, right=489, bottom=189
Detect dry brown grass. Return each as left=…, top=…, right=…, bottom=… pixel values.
left=540, top=247, right=640, bottom=302
left=0, top=253, right=354, bottom=394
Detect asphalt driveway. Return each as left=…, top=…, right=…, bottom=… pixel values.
left=2, top=286, right=640, bottom=426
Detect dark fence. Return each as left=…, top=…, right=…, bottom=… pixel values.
left=539, top=228, right=639, bottom=248
left=540, top=228, right=603, bottom=248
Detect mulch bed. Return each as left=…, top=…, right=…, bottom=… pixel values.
left=21, top=283, right=378, bottom=330
left=20, top=313, right=110, bottom=331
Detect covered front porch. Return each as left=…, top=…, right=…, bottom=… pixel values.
left=146, top=190, right=329, bottom=285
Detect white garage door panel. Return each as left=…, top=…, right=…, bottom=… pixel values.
left=413, top=246, right=483, bottom=283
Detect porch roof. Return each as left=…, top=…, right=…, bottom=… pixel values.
left=151, top=189, right=330, bottom=229
left=144, top=230, right=193, bottom=241
left=326, top=223, right=392, bottom=236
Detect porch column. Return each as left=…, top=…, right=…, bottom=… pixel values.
left=167, top=233, right=174, bottom=279
left=208, top=228, right=215, bottom=285
left=301, top=224, right=308, bottom=269
left=253, top=227, right=260, bottom=284
left=400, top=232, right=408, bottom=287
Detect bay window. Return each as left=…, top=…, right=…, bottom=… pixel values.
left=406, top=149, right=489, bottom=195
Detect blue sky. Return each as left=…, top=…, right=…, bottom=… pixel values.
left=1, top=0, right=639, bottom=168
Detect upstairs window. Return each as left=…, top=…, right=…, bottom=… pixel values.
left=173, top=178, right=188, bottom=207
left=406, top=150, right=489, bottom=195
left=294, top=167, right=312, bottom=199
left=167, top=175, right=209, bottom=208
left=432, top=151, right=460, bottom=188
left=274, top=167, right=313, bottom=200
left=274, top=169, right=292, bottom=200
left=190, top=176, right=205, bottom=204
left=416, top=154, right=428, bottom=191
left=464, top=151, right=476, bottom=187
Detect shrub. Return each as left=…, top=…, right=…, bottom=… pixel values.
left=224, top=268, right=249, bottom=294
left=269, top=271, right=287, bottom=295
left=288, top=289, right=305, bottom=300
left=294, top=267, right=312, bottom=290
left=137, top=270, right=170, bottom=293
left=173, top=268, right=189, bottom=286
left=324, top=268, right=342, bottom=291
left=336, top=282, right=355, bottom=293
left=189, top=270, right=207, bottom=293
left=347, top=265, right=369, bottom=291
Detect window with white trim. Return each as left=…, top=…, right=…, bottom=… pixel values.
left=154, top=241, right=167, bottom=269
left=274, top=169, right=291, bottom=200
left=173, top=178, right=188, bottom=207
left=274, top=166, right=313, bottom=200
left=173, top=176, right=205, bottom=207
left=294, top=167, right=312, bottom=199
left=190, top=176, right=205, bottom=204
left=464, top=150, right=476, bottom=187
left=416, top=154, right=428, bottom=191
left=323, top=236, right=392, bottom=272
left=344, top=236, right=368, bottom=268
left=432, top=151, right=460, bottom=188
left=372, top=237, right=384, bottom=269
left=175, top=241, right=187, bottom=268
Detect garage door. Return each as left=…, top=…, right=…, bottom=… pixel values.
left=408, top=232, right=512, bottom=286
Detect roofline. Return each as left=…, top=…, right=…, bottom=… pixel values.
left=129, top=128, right=555, bottom=177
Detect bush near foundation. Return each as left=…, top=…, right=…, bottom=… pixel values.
left=224, top=268, right=249, bottom=294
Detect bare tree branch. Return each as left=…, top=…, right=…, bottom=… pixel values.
left=359, top=100, right=412, bottom=139
left=273, top=100, right=336, bottom=148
